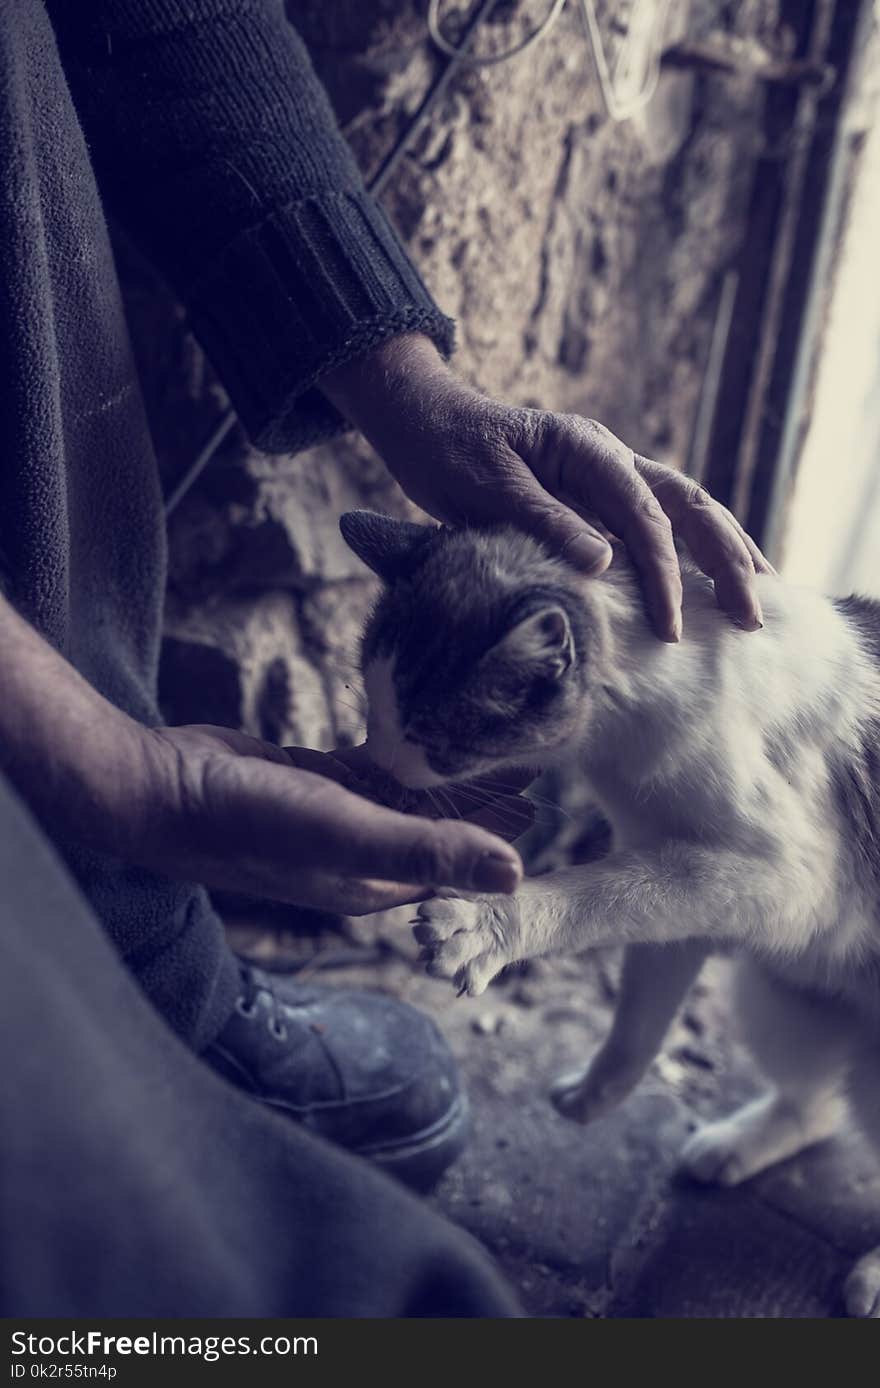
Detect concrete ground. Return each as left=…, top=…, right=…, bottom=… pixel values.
left=233, top=916, right=880, bottom=1320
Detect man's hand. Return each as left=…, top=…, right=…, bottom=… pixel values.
left=321, top=335, right=772, bottom=643
left=0, top=597, right=533, bottom=918
left=133, top=726, right=533, bottom=916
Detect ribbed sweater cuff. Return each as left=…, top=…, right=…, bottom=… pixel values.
left=186, top=188, right=456, bottom=453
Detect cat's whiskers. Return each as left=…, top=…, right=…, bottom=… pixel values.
left=333, top=692, right=367, bottom=712
left=429, top=786, right=463, bottom=823
left=430, top=779, right=553, bottom=831
left=468, top=775, right=574, bottom=823
left=415, top=782, right=533, bottom=833
left=332, top=697, right=369, bottom=726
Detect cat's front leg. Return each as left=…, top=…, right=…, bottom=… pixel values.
left=414, top=852, right=700, bottom=997
left=414, top=878, right=557, bottom=997
left=416, top=843, right=808, bottom=996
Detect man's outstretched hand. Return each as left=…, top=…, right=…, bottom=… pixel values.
left=1, top=596, right=533, bottom=922
left=139, top=726, right=534, bottom=916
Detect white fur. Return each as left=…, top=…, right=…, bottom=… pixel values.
left=409, top=562, right=880, bottom=1317
left=363, top=656, right=442, bottom=787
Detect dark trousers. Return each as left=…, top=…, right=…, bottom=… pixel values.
left=0, top=5, right=518, bottom=1316
left=0, top=772, right=518, bottom=1316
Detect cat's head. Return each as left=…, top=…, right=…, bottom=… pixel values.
left=340, top=511, right=611, bottom=788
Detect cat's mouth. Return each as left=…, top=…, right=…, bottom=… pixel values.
left=365, top=729, right=503, bottom=790
left=363, top=734, right=450, bottom=789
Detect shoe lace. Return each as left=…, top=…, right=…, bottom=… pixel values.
left=237, top=964, right=288, bottom=1041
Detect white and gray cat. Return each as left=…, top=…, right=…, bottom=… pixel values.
left=341, top=508, right=880, bottom=1318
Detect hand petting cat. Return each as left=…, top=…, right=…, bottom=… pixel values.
left=321, top=332, right=772, bottom=643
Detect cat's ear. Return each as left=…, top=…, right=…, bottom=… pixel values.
left=490, top=606, right=574, bottom=680
left=339, top=511, right=434, bottom=583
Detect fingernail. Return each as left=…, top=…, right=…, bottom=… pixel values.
left=670, top=612, right=683, bottom=643
left=473, top=851, right=521, bottom=893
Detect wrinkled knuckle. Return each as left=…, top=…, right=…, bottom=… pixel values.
left=584, top=416, right=633, bottom=460
left=541, top=414, right=579, bottom=458
left=577, top=415, right=609, bottom=442
left=562, top=413, right=606, bottom=448
left=518, top=405, right=552, bottom=443
left=185, top=751, right=224, bottom=816
left=574, top=414, right=601, bottom=436
left=687, top=484, right=716, bottom=510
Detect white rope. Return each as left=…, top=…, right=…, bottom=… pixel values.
left=428, top=0, right=671, bottom=122
left=578, top=0, right=669, bottom=122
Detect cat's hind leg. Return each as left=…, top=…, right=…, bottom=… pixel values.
left=680, top=958, right=852, bottom=1187
left=842, top=1045, right=880, bottom=1318
left=552, top=940, right=710, bottom=1124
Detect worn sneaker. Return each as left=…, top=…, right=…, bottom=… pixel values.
left=203, top=964, right=469, bottom=1189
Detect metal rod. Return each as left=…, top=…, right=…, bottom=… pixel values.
left=368, top=0, right=501, bottom=198
left=687, top=269, right=738, bottom=485
left=163, top=411, right=237, bottom=518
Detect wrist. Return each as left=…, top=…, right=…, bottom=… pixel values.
left=320, top=333, right=450, bottom=440
left=0, top=594, right=170, bottom=859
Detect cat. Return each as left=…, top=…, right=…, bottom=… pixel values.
left=340, top=508, right=880, bottom=1319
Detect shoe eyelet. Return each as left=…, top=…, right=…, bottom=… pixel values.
left=269, top=1019, right=288, bottom=1042
left=236, top=998, right=258, bottom=1019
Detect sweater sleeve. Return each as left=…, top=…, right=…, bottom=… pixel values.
left=47, top=0, right=455, bottom=453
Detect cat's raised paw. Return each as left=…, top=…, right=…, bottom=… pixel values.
left=845, top=1249, right=880, bottom=1318
left=413, top=894, right=517, bottom=997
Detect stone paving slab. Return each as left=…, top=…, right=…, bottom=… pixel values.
left=606, top=1183, right=850, bottom=1318
left=750, top=1132, right=880, bottom=1259
left=435, top=1091, right=693, bottom=1315
left=300, top=945, right=880, bottom=1318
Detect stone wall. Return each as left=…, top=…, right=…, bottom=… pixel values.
left=123, top=0, right=785, bottom=776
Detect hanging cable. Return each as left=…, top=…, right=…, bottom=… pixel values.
left=428, top=0, right=568, bottom=66
left=370, top=0, right=502, bottom=198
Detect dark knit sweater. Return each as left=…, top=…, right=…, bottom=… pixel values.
left=0, top=0, right=452, bottom=1043
left=48, top=0, right=455, bottom=452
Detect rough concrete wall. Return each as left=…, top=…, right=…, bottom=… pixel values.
left=123, top=0, right=784, bottom=767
